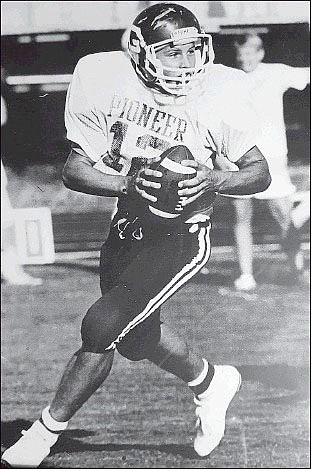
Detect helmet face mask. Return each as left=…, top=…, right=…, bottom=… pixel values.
left=128, top=4, right=214, bottom=96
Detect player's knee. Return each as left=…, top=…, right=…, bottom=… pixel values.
left=81, top=297, right=121, bottom=353
left=81, top=309, right=108, bottom=353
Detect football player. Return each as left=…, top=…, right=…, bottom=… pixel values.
left=230, top=34, right=309, bottom=291
left=2, top=4, right=271, bottom=468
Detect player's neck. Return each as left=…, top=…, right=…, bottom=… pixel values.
left=152, top=85, right=204, bottom=106
left=152, top=91, right=187, bottom=106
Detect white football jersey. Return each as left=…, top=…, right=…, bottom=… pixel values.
left=65, top=51, right=261, bottom=218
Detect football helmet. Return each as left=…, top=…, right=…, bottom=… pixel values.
left=128, top=3, right=214, bottom=96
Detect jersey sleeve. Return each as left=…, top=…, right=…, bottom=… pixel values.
left=65, top=58, right=108, bottom=163
left=279, top=64, right=310, bottom=91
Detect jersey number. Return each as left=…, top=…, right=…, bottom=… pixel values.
left=103, top=121, right=170, bottom=175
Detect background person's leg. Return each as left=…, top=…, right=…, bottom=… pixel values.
left=1, top=190, right=42, bottom=286
left=291, top=191, right=310, bottom=229
left=267, top=197, right=303, bottom=272
left=233, top=198, right=256, bottom=290
left=266, top=196, right=292, bottom=235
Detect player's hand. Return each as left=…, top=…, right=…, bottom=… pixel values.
left=177, top=160, right=215, bottom=207
left=129, top=157, right=163, bottom=202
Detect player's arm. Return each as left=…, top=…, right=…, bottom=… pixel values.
left=64, top=58, right=161, bottom=201
left=178, top=145, right=271, bottom=205
left=211, top=145, right=271, bottom=194
left=62, top=146, right=161, bottom=201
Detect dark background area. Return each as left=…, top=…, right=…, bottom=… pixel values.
left=1, top=22, right=310, bottom=170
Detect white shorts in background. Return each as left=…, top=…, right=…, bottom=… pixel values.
left=253, top=170, right=296, bottom=199
left=254, top=153, right=296, bottom=199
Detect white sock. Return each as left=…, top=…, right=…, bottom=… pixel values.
left=41, top=406, right=68, bottom=433
left=187, top=358, right=215, bottom=396
left=187, top=358, right=209, bottom=387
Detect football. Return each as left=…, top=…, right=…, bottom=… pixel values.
left=147, top=145, right=196, bottom=219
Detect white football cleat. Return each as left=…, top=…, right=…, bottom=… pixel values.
left=193, top=365, right=241, bottom=457
left=1, top=420, right=59, bottom=468
left=234, top=274, right=256, bottom=291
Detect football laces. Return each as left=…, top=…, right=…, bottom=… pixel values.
left=175, top=196, right=187, bottom=212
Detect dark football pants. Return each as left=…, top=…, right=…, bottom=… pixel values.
left=81, top=216, right=211, bottom=361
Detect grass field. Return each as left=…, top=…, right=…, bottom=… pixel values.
left=1, top=250, right=310, bottom=469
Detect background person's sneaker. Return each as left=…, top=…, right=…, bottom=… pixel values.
left=234, top=273, right=256, bottom=291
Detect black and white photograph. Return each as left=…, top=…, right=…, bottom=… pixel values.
left=1, top=1, right=310, bottom=468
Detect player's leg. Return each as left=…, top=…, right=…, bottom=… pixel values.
left=2, top=220, right=153, bottom=468
left=111, top=219, right=241, bottom=457
left=146, top=322, right=204, bottom=382
left=2, top=218, right=233, bottom=465
left=2, top=222, right=139, bottom=468
left=2, top=269, right=149, bottom=468
left=233, top=198, right=256, bottom=290
left=116, top=308, right=206, bottom=387
left=267, top=197, right=304, bottom=272
left=145, top=321, right=241, bottom=457
left=49, top=349, right=114, bottom=421
left=41, top=276, right=149, bottom=423
left=1, top=337, right=115, bottom=468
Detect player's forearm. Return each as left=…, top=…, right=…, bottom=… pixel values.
left=63, top=155, right=131, bottom=197
left=212, top=146, right=271, bottom=195
left=212, top=160, right=271, bottom=195
left=64, top=171, right=129, bottom=197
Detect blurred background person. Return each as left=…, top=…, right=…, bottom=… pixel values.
left=230, top=34, right=309, bottom=291
left=1, top=68, right=42, bottom=286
